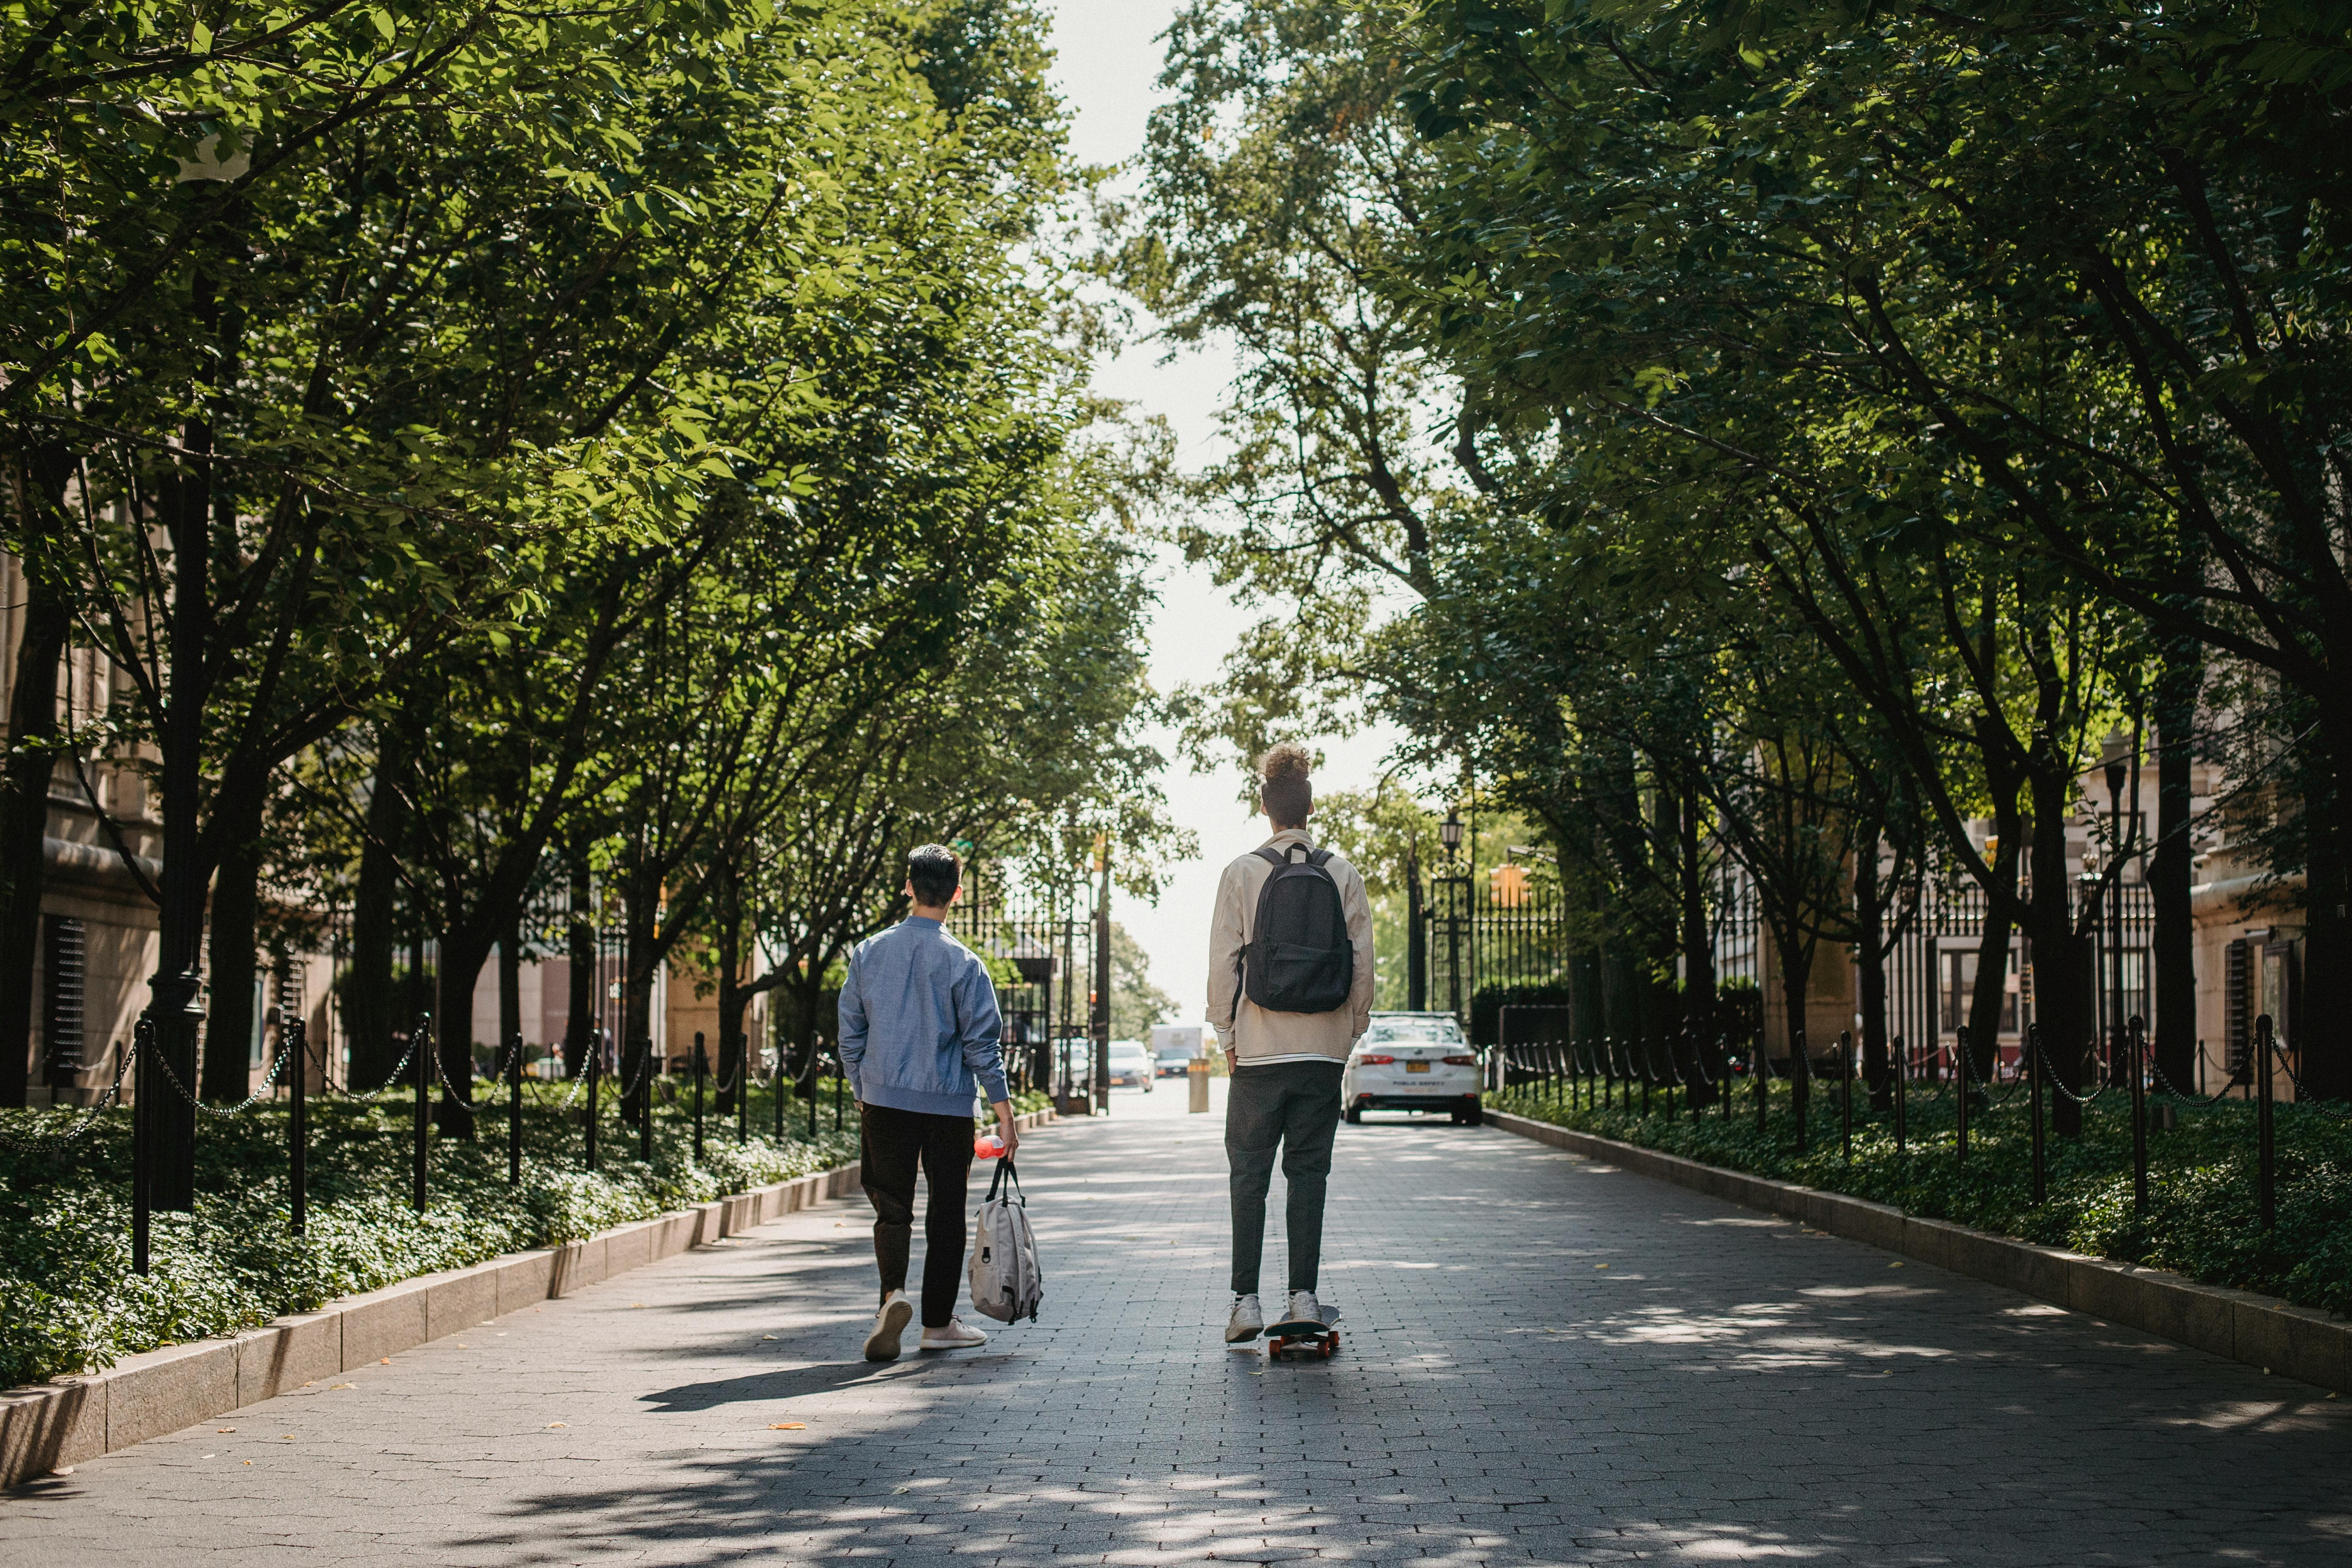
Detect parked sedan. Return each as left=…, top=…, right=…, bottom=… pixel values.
left=1107, top=1039, right=1156, bottom=1090
left=1343, top=1013, right=1482, bottom=1125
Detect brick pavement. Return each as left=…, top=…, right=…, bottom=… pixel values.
left=6, top=1095, right=2351, bottom=1565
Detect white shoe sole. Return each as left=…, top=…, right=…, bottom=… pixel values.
left=864, top=1296, right=913, bottom=1361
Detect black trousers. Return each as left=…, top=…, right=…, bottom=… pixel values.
left=860, top=1102, right=975, bottom=1328
left=1226, top=1060, right=1343, bottom=1297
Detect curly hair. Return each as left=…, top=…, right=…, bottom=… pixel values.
left=1258, top=742, right=1314, bottom=827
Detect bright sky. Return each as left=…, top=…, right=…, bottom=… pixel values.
left=1040, top=2, right=1405, bottom=1023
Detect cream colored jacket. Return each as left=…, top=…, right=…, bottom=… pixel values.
left=1206, top=828, right=1375, bottom=1065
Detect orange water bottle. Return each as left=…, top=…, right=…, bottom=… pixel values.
left=974, top=1130, right=1006, bottom=1160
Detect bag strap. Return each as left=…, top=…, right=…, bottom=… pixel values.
left=986, top=1155, right=1024, bottom=1205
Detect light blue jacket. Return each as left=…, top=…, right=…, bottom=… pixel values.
left=838, top=916, right=1009, bottom=1118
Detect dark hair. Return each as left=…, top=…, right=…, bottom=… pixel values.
left=907, top=843, right=962, bottom=908
left=1259, top=742, right=1313, bottom=828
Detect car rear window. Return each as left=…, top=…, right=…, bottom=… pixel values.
left=1364, top=1018, right=1466, bottom=1044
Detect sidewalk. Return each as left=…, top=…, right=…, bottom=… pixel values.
left=6, top=1097, right=2349, bottom=1564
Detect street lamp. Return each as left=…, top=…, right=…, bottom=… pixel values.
left=1441, top=807, right=1463, bottom=860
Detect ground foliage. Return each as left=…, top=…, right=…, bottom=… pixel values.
left=0, top=1092, right=866, bottom=1387
left=1493, top=1079, right=2352, bottom=1321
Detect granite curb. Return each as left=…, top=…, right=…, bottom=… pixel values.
left=1486, top=1108, right=2350, bottom=1393
left=0, top=1106, right=1056, bottom=1487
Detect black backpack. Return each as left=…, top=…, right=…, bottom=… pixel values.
left=1240, top=844, right=1354, bottom=1014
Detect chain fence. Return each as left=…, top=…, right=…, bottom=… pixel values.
left=2, top=1009, right=869, bottom=1277
left=1491, top=1008, right=2324, bottom=1232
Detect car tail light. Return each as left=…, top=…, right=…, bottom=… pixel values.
left=1442, top=1055, right=1476, bottom=1066
left=1357, top=1054, right=1395, bottom=1065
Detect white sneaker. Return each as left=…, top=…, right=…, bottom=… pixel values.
left=1283, top=1289, right=1321, bottom=1326
left=1226, top=1292, right=1264, bottom=1343
left=864, top=1290, right=913, bottom=1362
left=919, top=1316, right=988, bottom=1350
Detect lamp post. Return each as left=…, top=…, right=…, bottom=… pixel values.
left=1440, top=808, right=1466, bottom=1024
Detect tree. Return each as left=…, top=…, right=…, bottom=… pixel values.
left=1388, top=0, right=2352, bottom=1092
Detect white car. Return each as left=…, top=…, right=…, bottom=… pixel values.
left=1106, top=1039, right=1155, bottom=1090
left=1343, top=1013, right=1483, bottom=1125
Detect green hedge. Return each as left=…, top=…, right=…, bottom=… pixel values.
left=1491, top=1076, right=2352, bottom=1320
left=0, top=1087, right=858, bottom=1388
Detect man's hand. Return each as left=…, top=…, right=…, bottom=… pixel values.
left=992, top=1100, right=1019, bottom=1160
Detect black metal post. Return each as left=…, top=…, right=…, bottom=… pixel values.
left=2028, top=1022, right=2046, bottom=1204
left=132, top=1018, right=151, bottom=1275
left=585, top=1039, right=600, bottom=1171
left=412, top=1012, right=432, bottom=1213
left=1720, top=1031, right=1732, bottom=1121
left=2257, top=1012, right=2275, bottom=1231
left=736, top=1033, right=749, bottom=1144
left=772, top=1033, right=784, bottom=1144
left=1839, top=1028, right=1853, bottom=1161
left=1893, top=1033, right=1908, bottom=1152
left=2129, top=1014, right=2148, bottom=1217
left=692, top=1031, right=706, bottom=1163
left=1955, top=1028, right=1970, bottom=1164
left=508, top=1030, right=522, bottom=1186
left=807, top=1047, right=817, bottom=1139
left=289, top=1019, right=308, bottom=1236
left=638, top=1037, right=653, bottom=1162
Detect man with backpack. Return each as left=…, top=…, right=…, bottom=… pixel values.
left=840, top=843, right=1021, bottom=1361
left=1207, top=743, right=1374, bottom=1344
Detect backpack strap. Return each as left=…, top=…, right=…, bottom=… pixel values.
left=1307, top=847, right=1333, bottom=868
left=986, top=1156, right=1024, bottom=1205
left=1253, top=845, right=1289, bottom=868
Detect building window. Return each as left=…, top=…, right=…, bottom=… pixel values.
left=43, top=916, right=86, bottom=1085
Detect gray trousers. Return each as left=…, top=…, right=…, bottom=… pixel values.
left=1226, top=1060, right=1343, bottom=1297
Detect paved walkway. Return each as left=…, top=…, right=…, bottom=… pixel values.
left=8, top=1093, right=2352, bottom=1565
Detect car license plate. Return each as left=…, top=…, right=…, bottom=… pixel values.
left=1406, top=1061, right=1430, bottom=1073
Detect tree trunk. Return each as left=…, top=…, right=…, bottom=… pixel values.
left=2151, top=644, right=2201, bottom=1094
left=1965, top=816, right=2024, bottom=1094
left=0, top=442, right=74, bottom=1108
left=565, top=844, right=596, bottom=1078
left=620, top=884, right=659, bottom=1126
left=498, top=916, right=522, bottom=1068
left=1569, top=944, right=1604, bottom=1070
left=434, top=925, right=488, bottom=1139
left=2025, top=766, right=2094, bottom=1137
left=1855, top=829, right=1892, bottom=1111
left=1774, top=923, right=1814, bottom=1146
left=1675, top=776, right=1719, bottom=1106
left=716, top=853, right=744, bottom=1115
left=142, top=422, right=221, bottom=1213
left=347, top=739, right=409, bottom=1088
left=200, top=792, right=267, bottom=1102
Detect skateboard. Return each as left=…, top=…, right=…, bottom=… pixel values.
left=1264, top=1303, right=1343, bottom=1361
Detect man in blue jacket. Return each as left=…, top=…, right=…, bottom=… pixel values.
left=840, top=843, right=1020, bottom=1361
